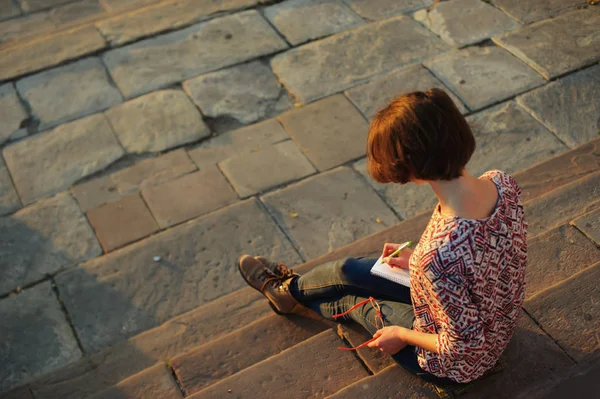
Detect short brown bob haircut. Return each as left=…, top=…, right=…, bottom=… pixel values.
left=367, top=88, right=475, bottom=184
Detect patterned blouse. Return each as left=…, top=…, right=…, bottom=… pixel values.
left=409, top=170, right=527, bottom=383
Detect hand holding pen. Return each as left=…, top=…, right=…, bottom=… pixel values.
left=381, top=241, right=413, bottom=269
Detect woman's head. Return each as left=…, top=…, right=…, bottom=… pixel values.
left=366, top=88, right=475, bottom=184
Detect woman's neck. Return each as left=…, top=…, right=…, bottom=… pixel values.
left=428, top=170, right=497, bottom=219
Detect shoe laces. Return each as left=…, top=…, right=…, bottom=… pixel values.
left=259, top=263, right=296, bottom=292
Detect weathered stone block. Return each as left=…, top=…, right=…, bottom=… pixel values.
left=220, top=140, right=316, bottom=198
left=525, top=262, right=600, bottom=362
left=105, top=90, right=209, bottom=153
left=0, top=281, right=82, bottom=393
left=0, top=83, right=27, bottom=146
left=17, top=57, right=122, bottom=131
left=345, top=64, right=467, bottom=118
left=183, top=61, right=291, bottom=126
left=97, top=0, right=257, bottom=46
left=526, top=224, right=600, bottom=300
left=517, top=66, right=600, bottom=149
left=187, top=119, right=290, bottom=168
left=354, top=158, right=437, bottom=219
left=277, top=95, right=369, bottom=171
left=187, top=330, right=369, bottom=399
left=271, top=15, right=449, bottom=104
left=72, top=149, right=198, bottom=212
left=3, top=114, right=125, bottom=204
left=87, top=194, right=159, bottom=252
left=526, top=171, right=600, bottom=236
left=466, top=101, right=567, bottom=176
left=89, top=363, right=182, bottom=399
left=20, top=0, right=71, bottom=12
left=0, top=193, right=102, bottom=296
left=55, top=198, right=301, bottom=353
left=343, top=0, right=433, bottom=20
left=48, top=0, right=106, bottom=25
left=103, top=10, right=287, bottom=98
left=425, top=46, right=545, bottom=111
left=0, top=11, right=53, bottom=44
left=0, top=26, right=106, bottom=82
left=493, top=0, right=586, bottom=24
left=494, top=8, right=600, bottom=80
left=571, top=209, right=600, bottom=247
left=99, top=0, right=159, bottom=12
left=421, top=0, right=519, bottom=48
left=172, top=314, right=331, bottom=395
left=0, top=0, right=20, bottom=21
left=264, top=0, right=364, bottom=45
left=261, top=167, right=399, bottom=259
left=0, top=157, right=21, bottom=216
left=141, top=168, right=238, bottom=228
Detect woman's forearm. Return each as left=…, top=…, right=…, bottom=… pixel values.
left=399, top=328, right=439, bottom=354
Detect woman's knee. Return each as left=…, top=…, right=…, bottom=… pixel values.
left=335, top=257, right=368, bottom=283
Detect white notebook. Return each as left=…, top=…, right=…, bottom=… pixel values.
left=370, top=255, right=411, bottom=287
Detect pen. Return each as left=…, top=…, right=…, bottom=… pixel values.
left=381, top=241, right=412, bottom=264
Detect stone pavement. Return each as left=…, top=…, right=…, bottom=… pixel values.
left=0, top=0, right=599, bottom=396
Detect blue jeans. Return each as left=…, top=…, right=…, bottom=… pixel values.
left=289, top=257, right=457, bottom=386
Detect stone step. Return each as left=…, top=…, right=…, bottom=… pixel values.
left=327, top=311, right=575, bottom=399
left=187, top=329, right=370, bottom=399
left=536, top=352, right=600, bottom=399
left=3, top=138, right=598, bottom=398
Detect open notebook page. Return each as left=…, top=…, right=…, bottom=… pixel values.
left=370, top=255, right=411, bottom=287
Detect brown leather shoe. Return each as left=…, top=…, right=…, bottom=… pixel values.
left=238, top=255, right=301, bottom=315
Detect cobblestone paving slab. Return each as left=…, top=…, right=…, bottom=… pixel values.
left=526, top=224, right=600, bottom=300
left=261, top=166, right=399, bottom=260
left=460, top=313, right=574, bottom=399
left=418, top=0, right=519, bottom=48
left=571, top=208, right=600, bottom=246
left=425, top=46, right=545, bottom=111
left=0, top=157, right=20, bottom=216
left=271, top=15, right=449, bottom=104
left=0, top=25, right=106, bottom=82
left=72, top=149, right=197, bottom=212
left=103, top=10, right=287, bottom=98
left=264, top=0, right=365, bottom=46
left=277, top=95, right=369, bottom=171
left=345, top=64, right=467, bottom=118
left=87, top=194, right=159, bottom=252
left=517, top=65, right=600, bottom=149
left=342, top=0, right=433, bottom=20
left=55, top=198, right=301, bottom=354
left=17, top=57, right=122, bottom=131
left=48, top=0, right=106, bottom=25
left=0, top=281, right=82, bottom=393
left=97, top=0, right=257, bottom=46
left=89, top=363, right=182, bottom=399
left=187, top=118, right=290, bottom=168
left=494, top=8, right=600, bottom=80
left=354, top=158, right=437, bottom=220
left=0, top=193, right=102, bottom=296
left=0, top=83, right=28, bottom=145
left=220, top=140, right=316, bottom=198
left=105, top=90, right=209, bottom=153
left=466, top=102, right=567, bottom=177
left=3, top=114, right=124, bottom=204
left=20, top=0, right=72, bottom=12
left=525, top=261, right=600, bottom=362
left=0, top=0, right=20, bottom=21
left=492, top=0, right=587, bottom=24
left=141, top=168, right=238, bottom=228
left=183, top=60, right=291, bottom=125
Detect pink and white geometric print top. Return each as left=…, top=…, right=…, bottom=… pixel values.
left=409, top=170, right=527, bottom=383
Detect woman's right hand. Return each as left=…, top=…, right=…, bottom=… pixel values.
left=382, top=243, right=413, bottom=269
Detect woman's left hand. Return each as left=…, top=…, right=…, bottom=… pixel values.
left=367, top=326, right=409, bottom=354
